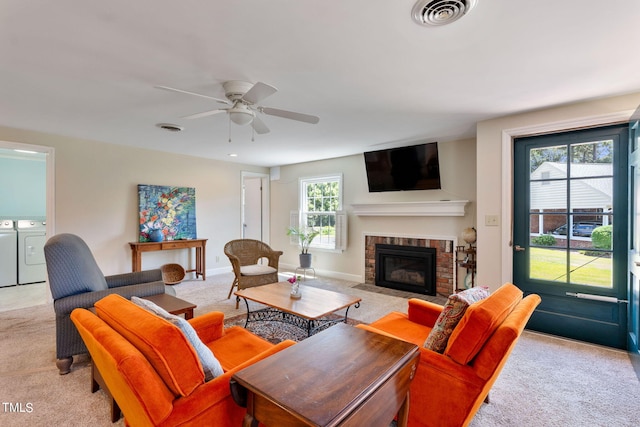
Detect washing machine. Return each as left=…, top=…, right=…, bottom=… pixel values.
left=17, top=219, right=47, bottom=285
left=0, top=219, right=18, bottom=287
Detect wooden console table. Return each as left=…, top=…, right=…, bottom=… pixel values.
left=129, top=239, right=207, bottom=280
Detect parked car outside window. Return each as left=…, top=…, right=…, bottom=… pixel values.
left=551, top=222, right=601, bottom=237
left=573, top=223, right=601, bottom=237
left=551, top=224, right=568, bottom=235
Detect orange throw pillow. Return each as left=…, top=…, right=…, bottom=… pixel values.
left=445, top=283, right=523, bottom=364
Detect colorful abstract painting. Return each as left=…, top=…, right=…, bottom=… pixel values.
left=138, top=184, right=197, bottom=242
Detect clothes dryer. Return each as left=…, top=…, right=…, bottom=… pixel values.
left=17, top=219, right=47, bottom=284
left=0, top=220, right=18, bottom=287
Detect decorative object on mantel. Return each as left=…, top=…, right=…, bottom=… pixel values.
left=288, top=275, right=302, bottom=299
left=287, top=226, right=320, bottom=268
left=351, top=200, right=469, bottom=217
left=138, top=184, right=197, bottom=242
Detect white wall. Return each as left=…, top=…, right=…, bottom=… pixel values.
left=270, top=139, right=477, bottom=285
left=8, top=89, right=635, bottom=291
left=0, top=125, right=268, bottom=276
left=0, top=151, right=46, bottom=219
left=476, top=91, right=640, bottom=291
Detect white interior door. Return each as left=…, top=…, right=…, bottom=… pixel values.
left=241, top=172, right=269, bottom=242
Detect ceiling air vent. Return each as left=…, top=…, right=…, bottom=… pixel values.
left=156, top=123, right=184, bottom=132
left=411, top=0, right=478, bottom=26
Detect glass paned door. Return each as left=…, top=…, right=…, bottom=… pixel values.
left=528, top=141, right=614, bottom=287
left=513, top=125, right=628, bottom=348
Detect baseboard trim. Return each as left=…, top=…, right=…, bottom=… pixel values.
left=630, top=350, right=640, bottom=382
left=204, top=266, right=232, bottom=278
left=208, top=263, right=363, bottom=283
left=280, top=263, right=362, bottom=283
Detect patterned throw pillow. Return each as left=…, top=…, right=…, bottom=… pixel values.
left=423, top=287, right=490, bottom=353
left=131, top=297, right=224, bottom=381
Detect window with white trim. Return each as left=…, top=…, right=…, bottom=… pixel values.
left=291, top=174, right=346, bottom=251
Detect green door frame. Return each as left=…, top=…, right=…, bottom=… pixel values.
left=627, top=106, right=640, bottom=369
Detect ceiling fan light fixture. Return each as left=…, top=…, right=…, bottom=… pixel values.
left=155, top=80, right=318, bottom=135
left=228, top=104, right=255, bottom=126
left=412, top=0, right=477, bottom=26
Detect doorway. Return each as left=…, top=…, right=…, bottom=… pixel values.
left=513, top=125, right=628, bottom=348
left=0, top=140, right=55, bottom=312
left=241, top=172, right=270, bottom=243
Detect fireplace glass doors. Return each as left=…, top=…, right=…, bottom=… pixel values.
left=375, top=244, right=436, bottom=295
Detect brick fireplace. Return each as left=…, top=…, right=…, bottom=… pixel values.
left=364, top=235, right=454, bottom=296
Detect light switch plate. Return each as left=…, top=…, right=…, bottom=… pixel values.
left=485, top=215, right=500, bottom=226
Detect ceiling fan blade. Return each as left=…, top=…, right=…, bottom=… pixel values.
left=154, top=85, right=229, bottom=105
left=251, top=115, right=270, bottom=134
left=181, top=109, right=227, bottom=120
left=261, top=107, right=320, bottom=124
left=242, top=82, right=278, bottom=104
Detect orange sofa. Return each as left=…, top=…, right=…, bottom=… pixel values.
left=71, top=294, right=295, bottom=426
left=357, top=283, right=541, bottom=427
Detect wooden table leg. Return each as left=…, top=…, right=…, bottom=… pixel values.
left=131, top=249, right=142, bottom=272
left=242, top=413, right=259, bottom=427
left=200, top=245, right=206, bottom=279
left=396, top=391, right=410, bottom=427
left=195, top=246, right=201, bottom=278
left=92, top=362, right=122, bottom=422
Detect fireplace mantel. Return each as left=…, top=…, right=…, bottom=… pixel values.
left=351, top=200, right=468, bottom=217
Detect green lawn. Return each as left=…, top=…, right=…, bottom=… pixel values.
left=530, top=247, right=612, bottom=287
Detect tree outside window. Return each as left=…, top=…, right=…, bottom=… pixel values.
left=299, top=175, right=342, bottom=250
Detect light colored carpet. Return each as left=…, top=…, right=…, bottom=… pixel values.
left=0, top=273, right=638, bottom=426
left=353, top=282, right=448, bottom=303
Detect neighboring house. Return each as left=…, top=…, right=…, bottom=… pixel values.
left=529, top=161, right=612, bottom=235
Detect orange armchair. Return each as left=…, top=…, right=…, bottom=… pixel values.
left=358, top=283, right=540, bottom=427
left=71, top=294, right=295, bottom=426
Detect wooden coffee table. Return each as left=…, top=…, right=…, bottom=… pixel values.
left=230, top=323, right=420, bottom=427
left=234, top=281, right=361, bottom=336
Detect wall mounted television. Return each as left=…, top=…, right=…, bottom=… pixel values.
left=363, top=142, right=441, bottom=192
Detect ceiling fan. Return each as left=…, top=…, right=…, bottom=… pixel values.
left=155, top=81, right=319, bottom=135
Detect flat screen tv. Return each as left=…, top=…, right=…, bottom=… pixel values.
left=364, top=142, right=441, bottom=192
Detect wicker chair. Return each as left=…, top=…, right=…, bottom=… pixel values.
left=224, top=239, right=283, bottom=308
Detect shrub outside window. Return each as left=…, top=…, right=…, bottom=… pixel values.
left=292, top=174, right=346, bottom=251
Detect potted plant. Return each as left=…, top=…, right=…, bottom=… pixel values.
left=287, top=226, right=320, bottom=268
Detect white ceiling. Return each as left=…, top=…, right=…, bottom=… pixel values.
left=2, top=0, right=640, bottom=167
